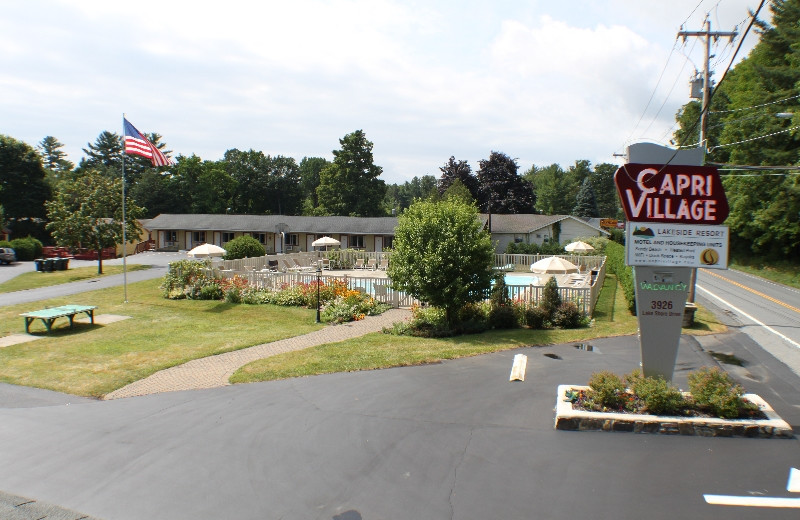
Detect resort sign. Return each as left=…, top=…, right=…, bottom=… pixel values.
left=614, top=163, right=729, bottom=224
left=615, top=146, right=731, bottom=381
left=626, top=223, right=729, bottom=269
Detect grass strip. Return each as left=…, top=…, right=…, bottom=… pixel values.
left=0, top=264, right=151, bottom=294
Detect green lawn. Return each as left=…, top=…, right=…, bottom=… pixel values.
left=0, top=278, right=323, bottom=397
left=231, top=274, right=726, bottom=384
left=0, top=264, right=151, bottom=294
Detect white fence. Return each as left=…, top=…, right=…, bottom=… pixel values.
left=208, top=252, right=607, bottom=315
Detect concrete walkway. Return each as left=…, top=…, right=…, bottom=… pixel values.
left=104, top=308, right=411, bottom=400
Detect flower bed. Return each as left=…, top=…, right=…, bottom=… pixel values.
left=554, top=385, right=794, bottom=438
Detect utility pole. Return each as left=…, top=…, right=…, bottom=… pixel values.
left=678, top=16, right=738, bottom=152
left=678, top=16, right=737, bottom=303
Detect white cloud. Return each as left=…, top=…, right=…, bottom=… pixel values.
left=2, top=0, right=767, bottom=183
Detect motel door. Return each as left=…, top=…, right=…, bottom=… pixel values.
left=375, top=236, right=383, bottom=253
left=307, top=235, right=316, bottom=252
left=340, top=236, right=348, bottom=249
left=185, top=232, right=192, bottom=249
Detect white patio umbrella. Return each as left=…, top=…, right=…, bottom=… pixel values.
left=530, top=256, right=579, bottom=274
left=564, top=240, right=595, bottom=252
left=187, top=243, right=226, bottom=258
left=311, top=236, right=341, bottom=249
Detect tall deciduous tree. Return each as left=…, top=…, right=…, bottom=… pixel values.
left=476, top=151, right=535, bottom=214
left=299, top=156, right=330, bottom=213
left=388, top=198, right=494, bottom=327
left=46, top=171, right=143, bottom=274
left=0, top=135, right=52, bottom=240
left=317, top=130, right=387, bottom=216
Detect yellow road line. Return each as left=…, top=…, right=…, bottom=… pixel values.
left=701, top=269, right=800, bottom=314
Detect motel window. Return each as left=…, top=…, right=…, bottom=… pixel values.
left=165, top=231, right=177, bottom=242
left=193, top=231, right=206, bottom=243
left=384, top=236, right=393, bottom=249
left=254, top=233, right=267, bottom=245
left=222, top=232, right=235, bottom=243
left=286, top=234, right=299, bottom=246
left=351, top=235, right=365, bottom=249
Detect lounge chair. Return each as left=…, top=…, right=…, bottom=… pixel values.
left=377, top=258, right=388, bottom=270
left=292, top=258, right=315, bottom=272
left=281, top=259, right=301, bottom=272
left=354, top=258, right=365, bottom=269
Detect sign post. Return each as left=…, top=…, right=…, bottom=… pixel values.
left=615, top=144, right=729, bottom=381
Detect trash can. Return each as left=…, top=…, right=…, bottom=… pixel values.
left=55, top=258, right=67, bottom=270
left=42, top=258, right=55, bottom=272
left=34, top=259, right=44, bottom=272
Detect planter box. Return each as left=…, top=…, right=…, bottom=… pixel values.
left=554, top=385, right=794, bottom=438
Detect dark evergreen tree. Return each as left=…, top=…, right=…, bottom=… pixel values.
left=37, top=136, right=74, bottom=181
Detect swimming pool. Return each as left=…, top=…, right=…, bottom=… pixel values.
left=504, top=274, right=545, bottom=285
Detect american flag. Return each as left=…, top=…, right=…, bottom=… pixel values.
left=123, top=118, right=173, bottom=166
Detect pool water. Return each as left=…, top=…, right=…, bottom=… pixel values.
left=504, top=274, right=545, bottom=285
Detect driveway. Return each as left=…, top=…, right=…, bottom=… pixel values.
left=0, top=331, right=797, bottom=520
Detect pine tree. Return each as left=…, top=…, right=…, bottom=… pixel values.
left=572, top=177, right=600, bottom=217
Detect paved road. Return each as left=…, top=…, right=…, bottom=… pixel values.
left=696, top=268, right=800, bottom=377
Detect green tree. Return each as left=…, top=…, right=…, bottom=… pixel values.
left=45, top=171, right=143, bottom=274
left=477, top=151, right=535, bottom=214
left=437, top=156, right=479, bottom=201
left=388, top=198, right=494, bottom=326
left=672, top=0, right=800, bottom=259
left=299, top=156, right=330, bottom=213
left=441, top=178, right=475, bottom=205
left=38, top=136, right=74, bottom=184
left=317, top=130, right=387, bottom=216
left=0, top=135, right=52, bottom=240
left=591, top=163, right=623, bottom=218
left=572, top=177, right=600, bottom=217
left=78, top=131, right=123, bottom=172
left=225, top=149, right=302, bottom=215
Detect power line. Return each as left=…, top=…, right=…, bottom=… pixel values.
left=708, top=124, right=800, bottom=151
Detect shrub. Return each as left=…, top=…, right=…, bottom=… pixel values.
left=587, top=371, right=626, bottom=409
left=524, top=305, right=550, bottom=329
left=688, top=367, right=751, bottom=419
left=488, top=304, right=519, bottom=329
left=456, top=303, right=488, bottom=334
left=161, top=259, right=212, bottom=298
left=223, top=235, right=266, bottom=260
left=10, top=236, right=42, bottom=261
left=626, top=371, right=685, bottom=415
left=552, top=302, right=583, bottom=329
left=198, top=283, right=223, bottom=300
left=540, top=276, right=561, bottom=318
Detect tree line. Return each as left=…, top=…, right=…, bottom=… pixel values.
left=1, top=128, right=624, bottom=246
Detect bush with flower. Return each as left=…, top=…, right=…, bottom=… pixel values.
left=161, top=262, right=388, bottom=323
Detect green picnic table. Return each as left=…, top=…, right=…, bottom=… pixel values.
left=20, top=305, right=98, bottom=334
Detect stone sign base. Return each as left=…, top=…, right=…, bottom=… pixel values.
left=554, top=385, right=794, bottom=438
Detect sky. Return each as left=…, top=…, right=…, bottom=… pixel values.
left=2, top=0, right=766, bottom=184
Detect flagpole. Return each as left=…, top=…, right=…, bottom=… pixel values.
left=122, top=113, right=128, bottom=303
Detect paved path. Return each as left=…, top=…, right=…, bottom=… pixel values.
left=104, top=308, right=411, bottom=400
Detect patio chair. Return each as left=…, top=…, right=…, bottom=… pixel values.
left=267, top=260, right=280, bottom=272
left=319, top=258, right=331, bottom=270
left=366, top=258, right=377, bottom=270
left=292, top=258, right=315, bottom=272
left=377, top=258, right=388, bottom=270
left=354, top=258, right=365, bottom=269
